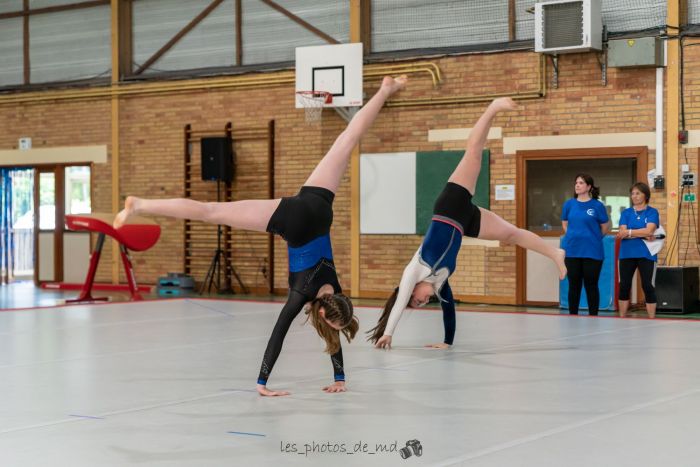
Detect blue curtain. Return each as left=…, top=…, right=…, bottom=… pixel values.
left=0, top=169, right=13, bottom=284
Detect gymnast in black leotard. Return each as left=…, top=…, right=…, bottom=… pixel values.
left=258, top=186, right=350, bottom=389
left=115, top=75, right=408, bottom=396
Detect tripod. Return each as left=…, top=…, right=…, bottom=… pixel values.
left=200, top=179, right=248, bottom=295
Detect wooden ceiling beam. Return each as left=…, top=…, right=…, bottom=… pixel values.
left=133, top=0, right=225, bottom=75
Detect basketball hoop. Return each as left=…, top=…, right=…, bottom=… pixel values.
left=296, top=91, right=332, bottom=124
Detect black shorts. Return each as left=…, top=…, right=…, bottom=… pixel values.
left=433, top=182, right=481, bottom=238
left=266, top=186, right=334, bottom=248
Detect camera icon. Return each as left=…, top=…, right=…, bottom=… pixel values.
left=399, top=439, right=423, bottom=459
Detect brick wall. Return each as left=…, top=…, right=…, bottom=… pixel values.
left=677, top=40, right=700, bottom=267
left=2, top=45, right=699, bottom=303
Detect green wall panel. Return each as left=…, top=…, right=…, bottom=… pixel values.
left=415, top=150, right=490, bottom=235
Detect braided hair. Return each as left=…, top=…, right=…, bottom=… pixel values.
left=305, top=293, right=358, bottom=354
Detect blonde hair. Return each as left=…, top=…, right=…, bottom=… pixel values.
left=305, top=293, right=358, bottom=354
left=366, top=287, right=399, bottom=344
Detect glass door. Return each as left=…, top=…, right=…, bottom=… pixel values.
left=35, top=164, right=92, bottom=285
left=11, top=169, right=34, bottom=279
left=63, top=166, right=91, bottom=283
left=0, top=168, right=35, bottom=284
left=36, top=168, right=60, bottom=283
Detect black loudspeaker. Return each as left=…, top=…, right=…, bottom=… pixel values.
left=201, top=137, right=233, bottom=183
left=655, top=266, right=699, bottom=313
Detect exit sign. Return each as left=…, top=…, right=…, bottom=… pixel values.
left=683, top=193, right=696, bottom=202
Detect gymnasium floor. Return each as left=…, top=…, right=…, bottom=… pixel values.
left=1, top=295, right=699, bottom=466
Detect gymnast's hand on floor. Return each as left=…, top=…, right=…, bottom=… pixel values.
left=323, top=381, right=346, bottom=393
left=256, top=384, right=290, bottom=397
left=424, top=343, right=450, bottom=349
left=375, top=335, right=392, bottom=349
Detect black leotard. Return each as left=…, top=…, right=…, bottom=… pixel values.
left=257, top=186, right=345, bottom=385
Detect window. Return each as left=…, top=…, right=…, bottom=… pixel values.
left=65, top=166, right=91, bottom=215
left=526, top=158, right=637, bottom=231
left=39, top=172, right=55, bottom=230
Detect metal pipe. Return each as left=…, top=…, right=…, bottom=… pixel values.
left=365, top=67, right=439, bottom=87
left=369, top=61, right=442, bottom=82
left=1, top=54, right=546, bottom=108
left=656, top=66, right=664, bottom=176
left=0, top=61, right=445, bottom=105
left=366, top=62, right=442, bottom=86
left=0, top=73, right=296, bottom=105
left=386, top=55, right=546, bottom=107
left=386, top=92, right=543, bottom=108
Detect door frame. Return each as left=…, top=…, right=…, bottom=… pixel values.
left=32, top=163, right=93, bottom=285
left=34, top=166, right=64, bottom=284
left=515, top=146, right=649, bottom=306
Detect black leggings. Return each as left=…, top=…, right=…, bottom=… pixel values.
left=565, top=257, right=603, bottom=315
left=618, top=258, right=657, bottom=303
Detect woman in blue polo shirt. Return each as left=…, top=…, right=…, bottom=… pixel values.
left=617, top=182, right=659, bottom=319
left=561, top=174, right=610, bottom=315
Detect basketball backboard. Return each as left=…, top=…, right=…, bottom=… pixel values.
left=295, top=43, right=363, bottom=108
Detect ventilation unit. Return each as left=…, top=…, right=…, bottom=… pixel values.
left=535, top=0, right=602, bottom=54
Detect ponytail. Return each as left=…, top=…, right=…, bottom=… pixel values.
left=366, top=287, right=399, bottom=344
left=574, top=173, right=600, bottom=199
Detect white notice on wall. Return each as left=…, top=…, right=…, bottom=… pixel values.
left=495, top=184, right=515, bottom=201
left=19, top=137, right=32, bottom=150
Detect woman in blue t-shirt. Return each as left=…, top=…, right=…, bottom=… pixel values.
left=616, top=182, right=659, bottom=319
left=561, top=174, right=610, bottom=315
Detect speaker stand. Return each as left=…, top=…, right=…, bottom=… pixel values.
left=200, top=180, right=249, bottom=295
